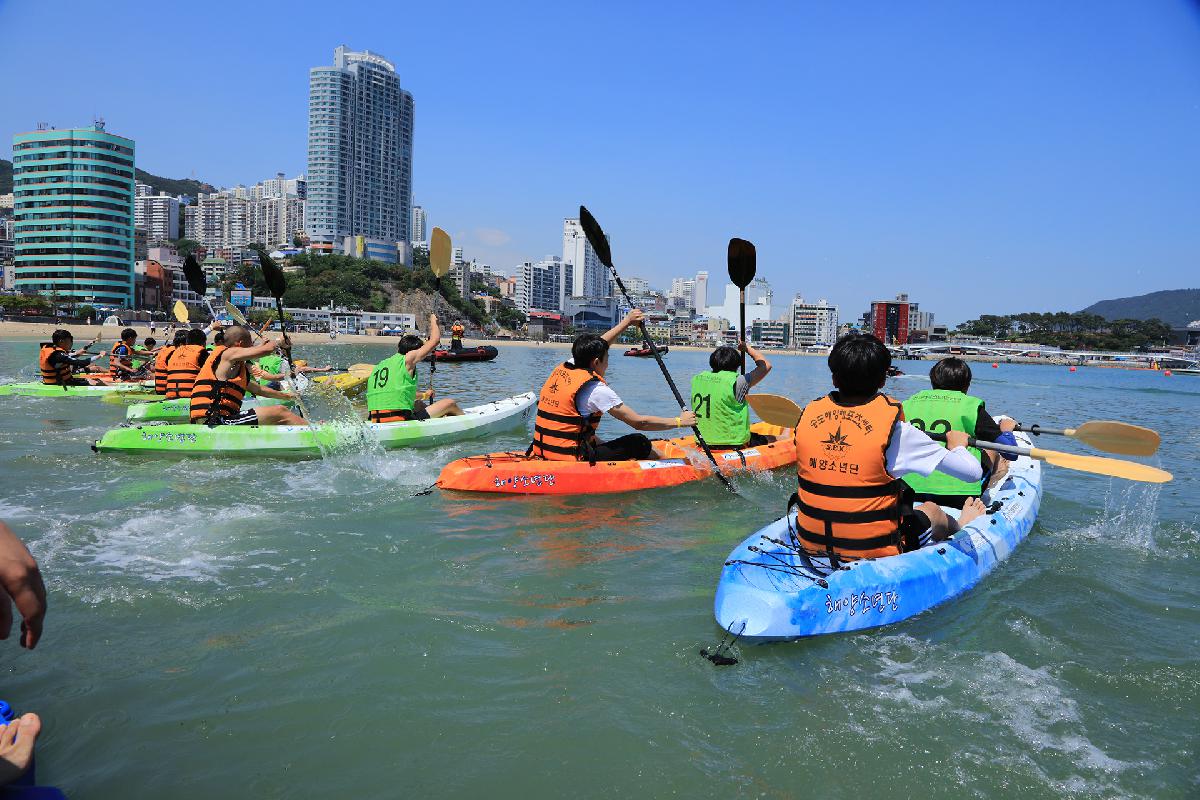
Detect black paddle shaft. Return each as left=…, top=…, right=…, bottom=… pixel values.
left=727, top=238, right=757, bottom=376
left=579, top=206, right=736, bottom=493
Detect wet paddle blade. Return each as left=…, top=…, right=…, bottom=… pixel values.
left=182, top=253, right=207, bottom=296
left=727, top=238, right=757, bottom=289
left=746, top=393, right=802, bottom=428
left=347, top=363, right=374, bottom=378
left=1070, top=420, right=1161, bottom=456
left=578, top=206, right=613, bottom=268
left=430, top=228, right=452, bottom=279
left=1030, top=448, right=1172, bottom=483
left=172, top=300, right=189, bottom=323
left=255, top=247, right=288, bottom=299
left=225, top=302, right=250, bottom=326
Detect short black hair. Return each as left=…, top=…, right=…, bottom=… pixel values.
left=213, top=330, right=225, bottom=345
left=121, top=327, right=137, bottom=341
left=51, top=329, right=73, bottom=346
left=185, top=329, right=206, bottom=346
left=144, top=338, right=156, bottom=348
left=709, top=345, right=741, bottom=372
left=929, top=357, right=972, bottom=391
left=397, top=334, right=424, bottom=354
left=828, top=332, right=890, bottom=396
left=172, top=330, right=189, bottom=346
left=572, top=333, right=609, bottom=369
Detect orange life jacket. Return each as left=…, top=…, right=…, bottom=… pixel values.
left=528, top=362, right=605, bottom=461
left=153, top=345, right=177, bottom=394
left=39, top=344, right=73, bottom=385
left=792, top=393, right=907, bottom=562
left=109, top=341, right=135, bottom=380
left=165, top=345, right=206, bottom=399
left=451, top=324, right=464, bottom=338
left=189, top=346, right=248, bottom=423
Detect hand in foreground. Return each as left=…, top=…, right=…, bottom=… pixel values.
left=999, top=418, right=1018, bottom=433
left=0, top=713, right=41, bottom=786
left=945, top=430, right=970, bottom=451
left=623, top=309, right=645, bottom=327
left=0, top=523, right=46, bottom=650
left=678, top=409, right=698, bottom=427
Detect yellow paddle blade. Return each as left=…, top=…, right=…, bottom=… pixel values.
left=225, top=302, right=249, bottom=326
left=1029, top=447, right=1172, bottom=484
left=746, top=393, right=802, bottom=428
left=346, top=363, right=374, bottom=378
left=1068, top=420, right=1161, bottom=456
left=430, top=227, right=452, bottom=278
left=172, top=300, right=189, bottom=323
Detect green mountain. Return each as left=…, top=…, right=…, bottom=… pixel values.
left=0, top=157, right=212, bottom=199
left=1080, top=289, right=1200, bottom=328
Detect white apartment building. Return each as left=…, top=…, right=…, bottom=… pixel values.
left=708, top=277, right=774, bottom=333
left=411, top=205, right=426, bottom=245
left=624, top=276, right=651, bottom=295
left=562, top=218, right=609, bottom=299
left=184, top=175, right=305, bottom=250
left=669, top=277, right=695, bottom=309
left=694, top=270, right=708, bottom=314
left=790, top=296, right=839, bottom=347
left=134, top=186, right=180, bottom=241
left=517, top=257, right=573, bottom=313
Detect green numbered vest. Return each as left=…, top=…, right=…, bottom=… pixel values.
left=367, top=352, right=417, bottom=413
left=901, top=389, right=984, bottom=497
left=691, top=370, right=750, bottom=446
left=257, top=354, right=283, bottom=375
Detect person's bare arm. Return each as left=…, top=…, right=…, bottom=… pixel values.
left=407, top=314, right=442, bottom=370
left=223, top=339, right=279, bottom=363
left=0, top=522, right=46, bottom=650
left=247, top=380, right=295, bottom=400
left=601, top=310, right=645, bottom=345
left=742, top=342, right=772, bottom=389
left=607, top=403, right=697, bottom=432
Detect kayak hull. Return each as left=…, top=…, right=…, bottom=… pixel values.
left=713, top=431, right=1043, bottom=641
left=426, top=346, right=498, bottom=363
left=437, top=422, right=795, bottom=495
left=0, top=380, right=154, bottom=398
left=125, top=397, right=290, bottom=423
left=96, top=392, right=535, bottom=456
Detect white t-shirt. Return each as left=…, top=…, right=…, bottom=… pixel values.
left=576, top=380, right=623, bottom=417
left=886, top=422, right=983, bottom=482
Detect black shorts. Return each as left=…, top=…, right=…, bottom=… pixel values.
left=210, top=409, right=260, bottom=426
left=901, top=508, right=933, bottom=549
left=368, top=408, right=429, bottom=423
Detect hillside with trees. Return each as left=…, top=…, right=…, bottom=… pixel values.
left=1080, top=289, right=1200, bottom=327
left=955, top=311, right=1171, bottom=351
left=1, top=158, right=213, bottom=199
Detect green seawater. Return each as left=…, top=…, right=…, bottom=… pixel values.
left=1, top=340, right=1196, bottom=798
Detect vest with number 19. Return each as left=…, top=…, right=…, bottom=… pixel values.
left=367, top=352, right=417, bottom=412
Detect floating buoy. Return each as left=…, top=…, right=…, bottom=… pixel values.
left=1164, top=370, right=1172, bottom=377
left=992, top=362, right=998, bottom=368
left=1069, top=366, right=1077, bottom=372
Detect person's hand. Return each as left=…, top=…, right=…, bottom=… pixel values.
left=945, top=430, right=970, bottom=451
left=0, top=523, right=46, bottom=650
left=999, top=418, right=1018, bottom=433
left=249, top=365, right=264, bottom=378
left=738, top=339, right=747, bottom=353
left=430, top=313, right=439, bottom=327
left=623, top=309, right=645, bottom=327
left=678, top=409, right=698, bottom=427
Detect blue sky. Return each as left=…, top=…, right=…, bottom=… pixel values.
left=2, top=0, right=1197, bottom=325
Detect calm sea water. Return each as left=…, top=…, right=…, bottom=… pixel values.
left=0, top=339, right=1196, bottom=799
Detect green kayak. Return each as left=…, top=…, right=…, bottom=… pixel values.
left=95, top=392, right=535, bottom=457
left=0, top=380, right=154, bottom=398
left=125, top=396, right=294, bottom=423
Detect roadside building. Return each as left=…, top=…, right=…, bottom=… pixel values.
left=751, top=319, right=790, bottom=348
left=789, top=296, right=839, bottom=347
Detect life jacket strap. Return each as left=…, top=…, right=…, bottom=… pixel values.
left=797, top=476, right=907, bottom=498
left=794, top=497, right=898, bottom=524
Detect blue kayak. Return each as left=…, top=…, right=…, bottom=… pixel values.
left=713, top=430, right=1043, bottom=641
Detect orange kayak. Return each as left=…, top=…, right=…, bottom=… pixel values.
left=437, top=422, right=796, bottom=495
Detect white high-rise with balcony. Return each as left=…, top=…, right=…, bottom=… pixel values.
left=562, top=218, right=608, bottom=299
left=790, top=295, right=839, bottom=347
left=305, top=46, right=415, bottom=250
left=694, top=270, right=708, bottom=314
left=411, top=206, right=426, bottom=245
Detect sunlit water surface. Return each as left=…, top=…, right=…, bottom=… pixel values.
left=1, top=340, right=1196, bottom=798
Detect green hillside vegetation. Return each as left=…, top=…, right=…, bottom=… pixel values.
left=1080, top=289, right=1200, bottom=328
left=955, top=311, right=1172, bottom=351
left=1, top=157, right=213, bottom=199
left=218, top=252, right=527, bottom=329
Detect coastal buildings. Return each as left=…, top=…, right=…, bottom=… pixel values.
left=694, top=270, right=708, bottom=314
left=305, top=46, right=415, bottom=261
left=183, top=175, right=305, bottom=251
left=11, top=122, right=136, bottom=307
left=669, top=277, right=696, bottom=309
left=411, top=205, right=426, bottom=245
left=707, top=277, right=774, bottom=333
left=789, top=296, right=839, bottom=347
left=867, top=293, right=913, bottom=345
left=134, top=184, right=180, bottom=241
left=562, top=218, right=608, bottom=300
left=516, top=256, right=573, bottom=314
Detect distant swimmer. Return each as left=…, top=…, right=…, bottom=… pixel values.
left=528, top=309, right=696, bottom=462
left=367, top=314, right=464, bottom=422
left=38, top=329, right=106, bottom=386
left=188, top=326, right=304, bottom=426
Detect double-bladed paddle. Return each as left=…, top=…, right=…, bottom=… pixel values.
left=727, top=238, right=756, bottom=375
left=252, top=246, right=312, bottom=422
left=426, top=227, right=453, bottom=392
left=746, top=394, right=1171, bottom=484
left=579, top=206, right=735, bottom=493
left=1016, top=421, right=1160, bottom=456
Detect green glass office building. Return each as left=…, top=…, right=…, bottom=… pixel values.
left=12, top=123, right=136, bottom=308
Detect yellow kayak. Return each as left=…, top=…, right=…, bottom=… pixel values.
left=313, top=370, right=367, bottom=397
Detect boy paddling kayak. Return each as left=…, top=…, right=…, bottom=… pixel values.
left=38, top=329, right=107, bottom=386
left=367, top=314, right=464, bottom=422
left=188, top=326, right=303, bottom=426
left=691, top=341, right=772, bottom=449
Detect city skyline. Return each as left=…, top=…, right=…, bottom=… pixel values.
left=2, top=2, right=1197, bottom=324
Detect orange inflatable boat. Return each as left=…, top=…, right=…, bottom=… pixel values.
left=436, top=422, right=796, bottom=495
